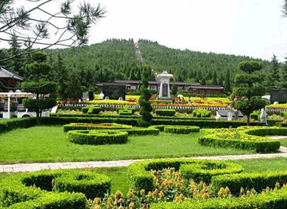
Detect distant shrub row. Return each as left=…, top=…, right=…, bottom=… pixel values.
left=164, top=125, right=200, bottom=134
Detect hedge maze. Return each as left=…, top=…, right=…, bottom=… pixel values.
left=0, top=170, right=110, bottom=208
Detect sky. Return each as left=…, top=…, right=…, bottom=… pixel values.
left=3, top=0, right=287, bottom=62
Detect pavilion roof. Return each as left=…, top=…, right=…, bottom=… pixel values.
left=0, top=66, right=23, bottom=81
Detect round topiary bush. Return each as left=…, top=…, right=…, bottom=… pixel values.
left=164, top=125, right=200, bottom=134
left=68, top=130, right=128, bottom=145
left=0, top=170, right=111, bottom=208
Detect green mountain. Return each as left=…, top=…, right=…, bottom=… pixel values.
left=1, top=38, right=273, bottom=92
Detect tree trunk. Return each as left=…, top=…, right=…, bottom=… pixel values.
left=247, top=114, right=250, bottom=126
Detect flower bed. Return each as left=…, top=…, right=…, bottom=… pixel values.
left=164, top=125, right=200, bottom=134
left=199, top=126, right=282, bottom=153
left=0, top=170, right=110, bottom=208
left=127, top=158, right=242, bottom=192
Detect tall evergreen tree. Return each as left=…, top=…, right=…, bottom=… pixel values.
left=265, top=55, right=280, bottom=91
left=280, top=63, right=287, bottom=89
left=224, top=69, right=231, bottom=94
left=232, top=61, right=266, bottom=125
left=212, top=71, right=218, bottom=86
left=8, top=33, right=23, bottom=75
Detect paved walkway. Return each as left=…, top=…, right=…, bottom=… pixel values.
left=1, top=146, right=287, bottom=173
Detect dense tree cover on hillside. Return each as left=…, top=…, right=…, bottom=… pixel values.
left=2, top=38, right=287, bottom=96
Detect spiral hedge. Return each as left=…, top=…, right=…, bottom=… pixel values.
left=127, top=158, right=243, bottom=192
left=164, top=125, right=200, bottom=134
left=68, top=130, right=128, bottom=145
left=199, top=126, right=282, bottom=153
left=0, top=170, right=110, bottom=208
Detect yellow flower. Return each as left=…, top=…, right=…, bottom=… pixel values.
left=93, top=205, right=101, bottom=209
left=140, top=189, right=145, bottom=196
left=93, top=198, right=101, bottom=205
left=159, top=191, right=165, bottom=199
left=129, top=202, right=135, bottom=209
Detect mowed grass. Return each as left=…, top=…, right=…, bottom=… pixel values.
left=0, top=125, right=253, bottom=164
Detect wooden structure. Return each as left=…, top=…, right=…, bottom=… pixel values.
left=0, top=66, right=23, bottom=92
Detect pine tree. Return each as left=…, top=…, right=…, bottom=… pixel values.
left=224, top=69, right=231, bottom=94
left=265, top=55, right=280, bottom=91
left=232, top=61, right=266, bottom=125
left=280, top=63, right=287, bottom=89
left=212, top=71, right=218, bottom=86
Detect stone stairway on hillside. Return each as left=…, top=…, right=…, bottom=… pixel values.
left=134, top=41, right=144, bottom=63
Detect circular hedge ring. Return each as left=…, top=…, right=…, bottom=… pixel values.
left=64, top=123, right=132, bottom=132
left=0, top=170, right=111, bottom=208
left=68, top=130, right=128, bottom=145
left=164, top=125, right=200, bottom=134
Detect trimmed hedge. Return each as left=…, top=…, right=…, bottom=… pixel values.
left=0, top=117, right=38, bottom=135
left=81, top=105, right=101, bottom=114
left=192, top=108, right=211, bottom=118
left=212, top=170, right=287, bottom=196
left=164, top=125, right=200, bottom=134
left=155, top=109, right=176, bottom=116
left=64, top=123, right=159, bottom=136
left=151, top=187, right=287, bottom=209
left=0, top=170, right=111, bottom=208
left=116, top=106, right=136, bottom=114
left=199, top=126, right=281, bottom=153
left=127, top=158, right=242, bottom=192
left=68, top=130, right=128, bottom=145
left=150, top=125, right=165, bottom=131
left=63, top=123, right=132, bottom=132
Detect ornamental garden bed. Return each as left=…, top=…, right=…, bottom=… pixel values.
left=199, top=126, right=283, bottom=153
left=0, top=169, right=110, bottom=208
left=1, top=158, right=287, bottom=208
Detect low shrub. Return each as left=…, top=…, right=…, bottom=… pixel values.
left=155, top=109, right=176, bottom=116
left=118, top=106, right=136, bottom=116
left=116, top=106, right=136, bottom=114
left=150, top=125, right=165, bottom=131
left=250, top=110, right=260, bottom=121
left=150, top=187, right=287, bottom=209
left=68, top=130, right=128, bottom=145
left=192, top=108, right=211, bottom=118
left=164, top=125, right=200, bottom=134
left=127, top=158, right=242, bottom=192
left=212, top=170, right=287, bottom=196
left=0, top=170, right=110, bottom=208
left=81, top=105, right=101, bottom=114
left=199, top=126, right=281, bottom=153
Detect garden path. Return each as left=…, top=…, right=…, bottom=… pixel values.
left=1, top=146, right=287, bottom=173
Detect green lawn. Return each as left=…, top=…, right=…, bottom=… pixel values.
left=0, top=125, right=253, bottom=164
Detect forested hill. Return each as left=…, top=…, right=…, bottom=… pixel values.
left=138, top=39, right=270, bottom=84
left=45, top=39, right=271, bottom=88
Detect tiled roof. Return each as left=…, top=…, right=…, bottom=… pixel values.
left=0, top=66, right=23, bottom=80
